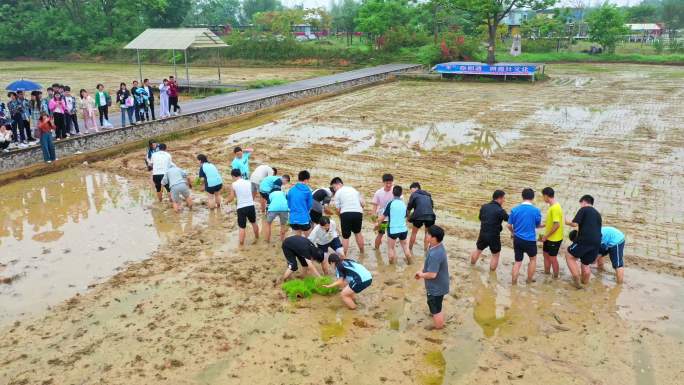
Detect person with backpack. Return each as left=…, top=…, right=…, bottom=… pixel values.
left=116, top=82, right=134, bottom=127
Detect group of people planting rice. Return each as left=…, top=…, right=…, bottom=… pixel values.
left=146, top=141, right=626, bottom=331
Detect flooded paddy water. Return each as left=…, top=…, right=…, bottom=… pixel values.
left=1, top=64, right=683, bottom=385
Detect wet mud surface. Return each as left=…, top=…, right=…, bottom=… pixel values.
left=1, top=64, right=683, bottom=385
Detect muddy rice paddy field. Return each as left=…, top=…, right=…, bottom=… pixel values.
left=1, top=64, right=683, bottom=385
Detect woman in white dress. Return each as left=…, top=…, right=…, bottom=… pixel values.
left=159, top=79, right=170, bottom=118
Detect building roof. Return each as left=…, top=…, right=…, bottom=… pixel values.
left=124, top=28, right=228, bottom=50
left=626, top=23, right=661, bottom=31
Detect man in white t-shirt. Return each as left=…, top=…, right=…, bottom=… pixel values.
left=250, top=164, right=275, bottom=211
left=330, top=177, right=365, bottom=255
left=371, top=173, right=396, bottom=250
left=228, top=168, right=259, bottom=246
left=150, top=143, right=174, bottom=202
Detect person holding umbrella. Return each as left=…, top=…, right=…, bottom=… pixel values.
left=6, top=79, right=42, bottom=145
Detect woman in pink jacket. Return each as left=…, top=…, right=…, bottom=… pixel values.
left=48, top=93, right=68, bottom=139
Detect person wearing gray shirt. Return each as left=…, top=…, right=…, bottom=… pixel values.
left=161, top=165, right=193, bottom=212
left=415, top=225, right=449, bottom=330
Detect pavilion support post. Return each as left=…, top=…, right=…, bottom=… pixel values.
left=216, top=47, right=221, bottom=84
left=136, top=49, right=143, bottom=83
left=185, top=49, right=190, bottom=94
left=172, top=49, right=178, bottom=79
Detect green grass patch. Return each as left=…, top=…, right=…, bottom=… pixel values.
left=282, top=276, right=338, bottom=301
left=246, top=79, right=289, bottom=89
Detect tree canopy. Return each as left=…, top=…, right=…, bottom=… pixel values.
left=587, top=3, right=629, bottom=53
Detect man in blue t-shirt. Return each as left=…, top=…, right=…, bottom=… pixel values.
left=507, top=188, right=542, bottom=285
left=377, top=185, right=412, bottom=264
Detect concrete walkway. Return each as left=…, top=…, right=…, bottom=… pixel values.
left=111, top=63, right=419, bottom=127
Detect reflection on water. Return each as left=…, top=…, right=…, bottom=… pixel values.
left=420, top=350, right=446, bottom=385
left=472, top=272, right=508, bottom=337
left=0, top=169, right=186, bottom=326
left=226, top=118, right=518, bottom=156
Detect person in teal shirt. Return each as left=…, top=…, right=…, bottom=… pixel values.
left=572, top=226, right=626, bottom=284
left=197, top=154, right=223, bottom=209
left=377, top=185, right=412, bottom=264
left=264, top=186, right=289, bottom=243
left=231, top=146, right=252, bottom=178
left=324, top=254, right=372, bottom=310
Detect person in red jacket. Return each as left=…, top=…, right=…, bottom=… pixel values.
left=168, top=76, right=180, bottom=115
left=37, top=112, right=56, bottom=163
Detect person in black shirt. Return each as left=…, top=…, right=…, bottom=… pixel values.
left=564, top=194, right=602, bottom=286
left=407, top=182, right=437, bottom=252
left=278, top=235, right=323, bottom=284
left=470, top=190, right=509, bottom=271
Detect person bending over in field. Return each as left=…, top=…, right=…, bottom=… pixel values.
left=279, top=235, right=323, bottom=284
left=324, top=254, right=372, bottom=310
left=308, top=216, right=345, bottom=274
left=564, top=195, right=602, bottom=287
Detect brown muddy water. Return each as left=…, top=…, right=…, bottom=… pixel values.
left=0, top=169, right=203, bottom=325
left=1, top=64, right=684, bottom=385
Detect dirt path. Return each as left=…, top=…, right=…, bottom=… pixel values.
left=1, top=64, right=683, bottom=385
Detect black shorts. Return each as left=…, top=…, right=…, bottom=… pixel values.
left=412, top=219, right=435, bottom=229
left=350, top=279, right=372, bottom=294
left=309, top=209, right=322, bottom=225
left=206, top=184, right=222, bottom=194
left=476, top=232, right=502, bottom=254
left=543, top=240, right=562, bottom=257
left=318, top=237, right=343, bottom=255
left=568, top=242, right=599, bottom=266
left=340, top=212, right=363, bottom=239
left=236, top=205, right=256, bottom=229
left=388, top=231, right=407, bottom=240
left=282, top=245, right=309, bottom=271
left=152, top=174, right=170, bottom=193
left=513, top=237, right=537, bottom=262
left=290, top=223, right=311, bottom=232
left=427, top=295, right=444, bottom=315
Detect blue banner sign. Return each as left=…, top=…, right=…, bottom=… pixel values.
left=432, top=62, right=538, bottom=76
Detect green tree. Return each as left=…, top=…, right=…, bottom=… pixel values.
left=440, top=0, right=557, bottom=64
left=521, top=14, right=564, bottom=38
left=144, top=0, right=193, bottom=28
left=253, top=9, right=304, bottom=34
left=185, top=0, right=241, bottom=26
left=355, top=0, right=413, bottom=39
left=661, top=0, right=684, bottom=41
left=242, top=0, right=283, bottom=24
left=625, top=3, right=657, bottom=22
left=331, top=0, right=360, bottom=44
left=586, top=3, right=629, bottom=53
